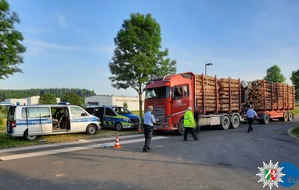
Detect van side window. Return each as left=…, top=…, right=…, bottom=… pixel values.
left=105, top=108, right=116, bottom=116
left=70, top=107, right=87, bottom=117
left=27, top=107, right=50, bottom=118
left=95, top=107, right=104, bottom=118
left=22, top=108, right=27, bottom=118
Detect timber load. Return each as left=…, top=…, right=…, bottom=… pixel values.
left=195, top=74, right=241, bottom=114
left=246, top=80, right=295, bottom=111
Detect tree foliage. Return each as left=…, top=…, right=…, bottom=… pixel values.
left=109, top=13, right=176, bottom=117
left=39, top=94, right=57, bottom=104
left=62, top=92, right=84, bottom=106
left=0, top=88, right=96, bottom=100
left=0, top=0, right=26, bottom=79
left=290, top=69, right=299, bottom=99
left=264, top=65, right=286, bottom=83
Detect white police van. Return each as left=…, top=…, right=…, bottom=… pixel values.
left=6, top=104, right=101, bottom=140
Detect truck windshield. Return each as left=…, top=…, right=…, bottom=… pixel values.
left=145, top=87, right=170, bottom=99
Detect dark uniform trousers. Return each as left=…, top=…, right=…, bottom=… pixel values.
left=248, top=118, right=254, bottom=132
left=143, top=124, right=153, bottom=151
left=184, top=127, right=198, bottom=141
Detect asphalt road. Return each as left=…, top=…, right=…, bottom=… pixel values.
left=0, top=118, right=298, bottom=190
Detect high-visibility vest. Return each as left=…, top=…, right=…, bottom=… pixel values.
left=184, top=110, right=195, bottom=128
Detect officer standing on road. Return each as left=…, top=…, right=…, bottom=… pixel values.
left=184, top=106, right=198, bottom=141
left=143, top=105, right=156, bottom=152
left=246, top=105, right=258, bottom=132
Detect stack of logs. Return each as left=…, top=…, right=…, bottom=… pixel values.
left=218, top=78, right=241, bottom=112
left=246, top=80, right=295, bottom=111
left=195, top=75, right=241, bottom=114
left=195, top=75, right=219, bottom=113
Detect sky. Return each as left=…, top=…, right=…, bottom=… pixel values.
left=1, top=0, right=298, bottom=97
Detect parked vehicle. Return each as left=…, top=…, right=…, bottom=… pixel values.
left=85, top=105, right=140, bottom=131
left=6, top=104, right=101, bottom=140
left=144, top=72, right=295, bottom=135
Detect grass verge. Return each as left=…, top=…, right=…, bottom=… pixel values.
left=292, top=123, right=299, bottom=138
left=291, top=104, right=299, bottom=115
left=0, top=125, right=140, bottom=149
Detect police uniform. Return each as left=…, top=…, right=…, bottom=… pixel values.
left=184, top=108, right=198, bottom=141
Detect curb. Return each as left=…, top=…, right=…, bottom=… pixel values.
left=287, top=128, right=299, bottom=140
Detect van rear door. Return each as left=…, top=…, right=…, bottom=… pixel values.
left=27, top=107, right=52, bottom=135
left=6, top=106, right=16, bottom=134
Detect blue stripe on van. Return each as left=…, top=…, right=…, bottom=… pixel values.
left=16, top=118, right=52, bottom=125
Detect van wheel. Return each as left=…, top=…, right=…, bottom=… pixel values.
left=86, top=124, right=97, bottom=135
left=177, top=119, right=184, bottom=135
left=115, top=122, right=122, bottom=131
left=23, top=130, right=37, bottom=141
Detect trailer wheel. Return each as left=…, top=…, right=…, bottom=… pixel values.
left=177, top=119, right=184, bottom=135
left=288, top=112, right=293, bottom=121
left=230, top=114, right=240, bottom=129
left=279, top=112, right=288, bottom=122
left=221, top=115, right=230, bottom=130
left=23, top=129, right=37, bottom=141
left=259, top=114, right=270, bottom=124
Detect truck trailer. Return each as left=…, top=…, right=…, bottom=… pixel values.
left=144, top=72, right=295, bottom=135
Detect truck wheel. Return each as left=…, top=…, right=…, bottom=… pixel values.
left=279, top=112, right=288, bottom=122
left=259, top=114, right=270, bottom=124
left=86, top=124, right=97, bottom=135
left=177, top=119, right=184, bottom=135
left=288, top=112, right=293, bottom=121
left=115, top=122, right=122, bottom=131
left=221, top=115, right=230, bottom=130
left=23, top=129, right=37, bottom=141
left=230, top=114, right=240, bottom=129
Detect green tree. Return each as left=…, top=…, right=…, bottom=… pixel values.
left=62, top=92, right=84, bottom=106
left=290, top=69, right=299, bottom=99
left=264, top=65, right=286, bottom=83
left=0, top=0, right=26, bottom=79
left=39, top=94, right=57, bottom=104
left=109, top=13, right=176, bottom=117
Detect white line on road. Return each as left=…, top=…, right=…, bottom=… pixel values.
left=0, top=134, right=144, bottom=153
left=0, top=136, right=168, bottom=161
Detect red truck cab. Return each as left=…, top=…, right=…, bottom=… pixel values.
left=144, top=72, right=195, bottom=135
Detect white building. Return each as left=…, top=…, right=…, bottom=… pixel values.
left=85, top=95, right=143, bottom=111
left=5, top=96, right=60, bottom=105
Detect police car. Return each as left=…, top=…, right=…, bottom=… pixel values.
left=85, top=105, right=140, bottom=131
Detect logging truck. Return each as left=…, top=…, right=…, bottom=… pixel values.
left=144, top=72, right=295, bottom=135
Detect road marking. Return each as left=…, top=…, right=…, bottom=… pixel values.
left=0, top=136, right=168, bottom=161
left=0, top=134, right=144, bottom=153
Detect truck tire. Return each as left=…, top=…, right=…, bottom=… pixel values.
left=221, top=115, right=230, bottom=130
left=23, top=129, right=37, bottom=141
left=177, top=119, right=184, bottom=135
left=259, top=114, right=269, bottom=124
left=279, top=112, right=288, bottom=122
left=288, top=112, right=293, bottom=121
left=230, top=114, right=240, bottom=129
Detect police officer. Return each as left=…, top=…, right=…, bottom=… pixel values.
left=246, top=105, right=258, bottom=132
left=143, top=105, right=156, bottom=152
left=184, top=106, right=198, bottom=141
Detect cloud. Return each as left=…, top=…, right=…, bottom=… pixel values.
left=25, top=39, right=113, bottom=57
left=56, top=12, right=68, bottom=29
